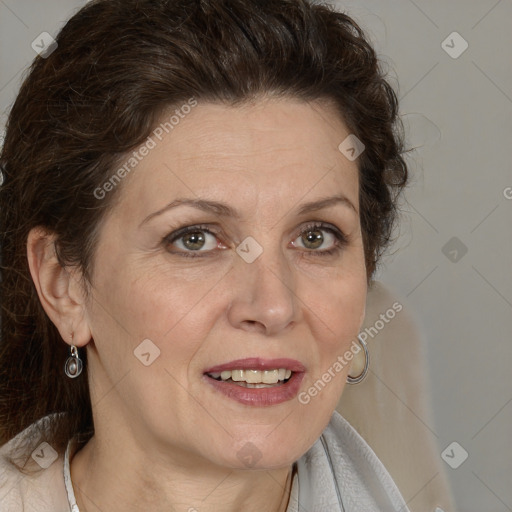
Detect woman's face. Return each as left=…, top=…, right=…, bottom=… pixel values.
left=82, top=97, right=367, bottom=470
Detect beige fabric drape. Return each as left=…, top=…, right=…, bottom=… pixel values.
left=337, top=281, right=457, bottom=512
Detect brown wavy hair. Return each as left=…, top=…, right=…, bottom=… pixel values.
left=0, top=0, right=408, bottom=467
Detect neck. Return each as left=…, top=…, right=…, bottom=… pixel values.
left=70, top=435, right=294, bottom=512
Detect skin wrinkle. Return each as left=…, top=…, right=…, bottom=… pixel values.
left=31, top=98, right=367, bottom=512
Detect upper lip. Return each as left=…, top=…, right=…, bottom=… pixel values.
left=204, top=358, right=306, bottom=374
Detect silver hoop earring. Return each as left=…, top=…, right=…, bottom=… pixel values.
left=346, top=335, right=369, bottom=385
left=64, top=344, right=83, bottom=379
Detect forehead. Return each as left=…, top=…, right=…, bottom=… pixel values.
left=111, top=98, right=359, bottom=224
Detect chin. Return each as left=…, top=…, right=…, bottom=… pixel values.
left=213, top=431, right=314, bottom=471
left=221, top=447, right=302, bottom=471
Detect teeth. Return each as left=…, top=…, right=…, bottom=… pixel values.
left=262, top=370, right=279, bottom=384
left=209, top=368, right=293, bottom=384
left=245, top=369, right=262, bottom=384
left=231, top=369, right=244, bottom=382
left=236, top=381, right=283, bottom=388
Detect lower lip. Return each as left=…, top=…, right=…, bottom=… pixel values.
left=203, top=372, right=305, bottom=407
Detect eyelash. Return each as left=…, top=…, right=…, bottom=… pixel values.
left=163, top=222, right=348, bottom=258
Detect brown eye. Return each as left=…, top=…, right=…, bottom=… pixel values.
left=165, top=226, right=222, bottom=255
left=292, top=225, right=339, bottom=252
left=301, top=229, right=324, bottom=249
left=181, top=231, right=207, bottom=251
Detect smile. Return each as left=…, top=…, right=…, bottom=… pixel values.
left=203, top=358, right=306, bottom=406
left=206, top=368, right=293, bottom=387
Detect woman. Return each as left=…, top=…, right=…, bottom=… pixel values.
left=0, top=0, right=410, bottom=510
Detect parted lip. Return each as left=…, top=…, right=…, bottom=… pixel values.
left=204, top=357, right=306, bottom=374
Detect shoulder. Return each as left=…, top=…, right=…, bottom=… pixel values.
left=320, top=411, right=410, bottom=510
left=0, top=416, right=69, bottom=512
left=0, top=450, right=24, bottom=512
left=322, top=410, right=392, bottom=469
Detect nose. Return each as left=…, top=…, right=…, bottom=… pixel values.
left=226, top=247, right=300, bottom=336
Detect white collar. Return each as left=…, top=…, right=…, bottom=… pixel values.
left=64, top=438, right=80, bottom=512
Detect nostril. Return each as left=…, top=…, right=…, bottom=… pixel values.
left=242, top=320, right=266, bottom=334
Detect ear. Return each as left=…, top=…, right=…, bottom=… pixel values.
left=26, top=226, right=91, bottom=347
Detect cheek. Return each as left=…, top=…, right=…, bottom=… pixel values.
left=98, top=257, right=213, bottom=335
left=306, top=282, right=365, bottom=347
left=304, top=254, right=366, bottom=336
left=85, top=260, right=221, bottom=409
left=300, top=275, right=367, bottom=408
left=297, top=272, right=366, bottom=411
left=103, top=262, right=225, bottom=380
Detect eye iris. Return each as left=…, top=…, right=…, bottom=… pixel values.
left=183, top=231, right=205, bottom=250
left=302, top=230, right=323, bottom=249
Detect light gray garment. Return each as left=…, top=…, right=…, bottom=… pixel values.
left=287, top=411, right=410, bottom=511
left=1, top=411, right=409, bottom=511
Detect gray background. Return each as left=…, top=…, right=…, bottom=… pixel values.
left=1, top=1, right=511, bottom=510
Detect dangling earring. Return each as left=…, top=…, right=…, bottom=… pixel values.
left=64, top=334, right=83, bottom=378
left=346, top=334, right=370, bottom=385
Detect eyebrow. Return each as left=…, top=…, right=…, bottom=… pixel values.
left=140, top=194, right=357, bottom=227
